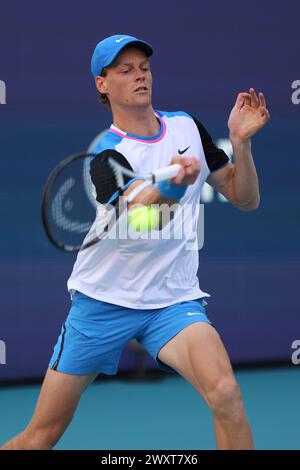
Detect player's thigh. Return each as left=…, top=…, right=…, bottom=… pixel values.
left=158, top=322, right=235, bottom=396
left=27, top=368, right=98, bottom=434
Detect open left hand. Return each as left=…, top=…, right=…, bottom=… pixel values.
left=228, top=88, right=270, bottom=142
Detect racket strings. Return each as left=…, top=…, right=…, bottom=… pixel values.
left=51, top=177, right=92, bottom=234
left=43, top=152, right=152, bottom=251
left=45, top=153, right=125, bottom=250
left=47, top=157, right=97, bottom=247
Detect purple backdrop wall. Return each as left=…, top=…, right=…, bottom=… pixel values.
left=0, top=0, right=299, bottom=380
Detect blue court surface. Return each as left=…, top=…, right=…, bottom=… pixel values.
left=0, top=366, right=299, bottom=450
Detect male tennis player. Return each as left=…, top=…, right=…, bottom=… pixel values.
left=2, top=35, right=269, bottom=450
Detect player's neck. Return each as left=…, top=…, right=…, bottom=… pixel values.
left=112, top=106, right=160, bottom=137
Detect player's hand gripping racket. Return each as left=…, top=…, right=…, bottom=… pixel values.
left=41, top=152, right=180, bottom=252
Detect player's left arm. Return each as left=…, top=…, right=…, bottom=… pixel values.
left=206, top=88, right=270, bottom=211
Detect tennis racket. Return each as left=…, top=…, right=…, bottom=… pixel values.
left=41, top=151, right=181, bottom=252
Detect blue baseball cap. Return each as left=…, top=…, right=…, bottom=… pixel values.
left=91, top=34, right=153, bottom=78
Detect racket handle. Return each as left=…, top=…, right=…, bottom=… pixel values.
left=153, top=164, right=181, bottom=183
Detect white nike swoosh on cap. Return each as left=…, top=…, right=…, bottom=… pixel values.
left=116, top=37, right=128, bottom=43
left=187, top=312, right=203, bottom=316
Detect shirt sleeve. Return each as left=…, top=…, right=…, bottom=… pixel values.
left=192, top=116, right=230, bottom=173
left=90, top=149, right=134, bottom=204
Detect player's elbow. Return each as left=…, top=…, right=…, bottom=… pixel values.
left=234, top=194, right=260, bottom=211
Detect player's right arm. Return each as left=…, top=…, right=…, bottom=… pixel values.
left=90, top=150, right=200, bottom=229
left=123, top=155, right=200, bottom=209
left=90, top=149, right=200, bottom=208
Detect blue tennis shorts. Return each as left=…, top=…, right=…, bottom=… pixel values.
left=49, top=291, right=212, bottom=375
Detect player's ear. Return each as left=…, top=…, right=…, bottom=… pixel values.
left=95, top=76, right=108, bottom=94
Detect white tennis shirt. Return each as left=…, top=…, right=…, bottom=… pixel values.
left=67, top=111, right=229, bottom=309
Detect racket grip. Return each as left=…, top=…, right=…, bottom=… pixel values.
left=153, top=164, right=181, bottom=183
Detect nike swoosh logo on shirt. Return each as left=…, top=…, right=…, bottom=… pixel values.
left=187, top=312, right=203, bottom=316
left=178, top=146, right=190, bottom=155
left=116, top=37, right=128, bottom=43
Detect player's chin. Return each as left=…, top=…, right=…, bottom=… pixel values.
left=131, top=93, right=151, bottom=106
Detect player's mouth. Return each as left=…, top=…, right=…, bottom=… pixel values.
left=134, top=86, right=148, bottom=94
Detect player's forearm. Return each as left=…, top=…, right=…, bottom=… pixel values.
left=124, top=185, right=182, bottom=230
left=124, top=180, right=180, bottom=209
left=230, top=136, right=260, bottom=210
left=130, top=186, right=178, bottom=208
left=125, top=155, right=199, bottom=209
left=128, top=186, right=180, bottom=228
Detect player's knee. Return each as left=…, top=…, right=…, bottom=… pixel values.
left=205, top=378, right=243, bottom=420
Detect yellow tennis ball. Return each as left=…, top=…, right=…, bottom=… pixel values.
left=128, top=206, right=160, bottom=232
